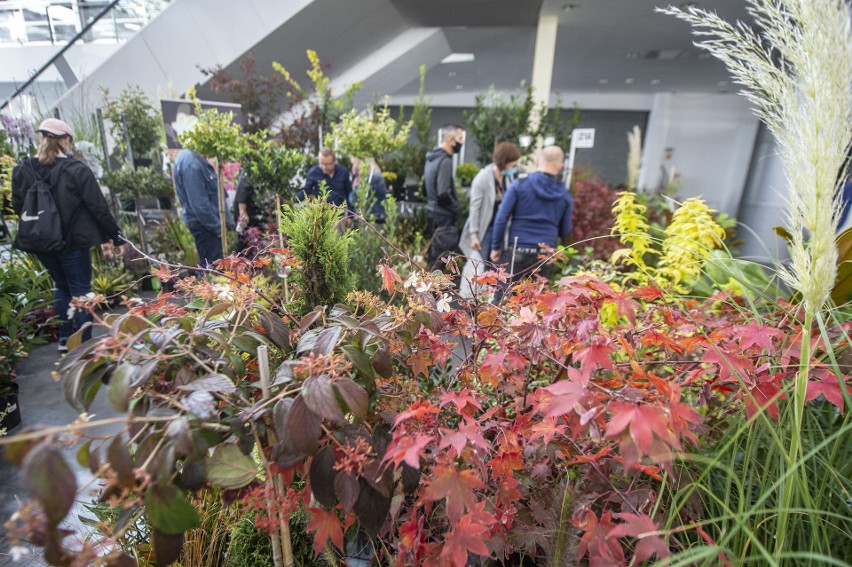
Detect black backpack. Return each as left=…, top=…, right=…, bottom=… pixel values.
left=14, top=159, right=69, bottom=254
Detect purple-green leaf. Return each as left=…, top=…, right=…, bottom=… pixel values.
left=287, top=395, right=321, bottom=455
left=302, top=375, right=345, bottom=423
left=309, top=445, right=337, bottom=508
left=334, top=378, right=368, bottom=422
left=178, top=373, right=236, bottom=394
left=22, top=444, right=77, bottom=528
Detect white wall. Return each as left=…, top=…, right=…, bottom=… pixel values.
left=640, top=92, right=760, bottom=216
left=55, top=0, right=314, bottom=117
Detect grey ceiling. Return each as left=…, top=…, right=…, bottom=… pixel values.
left=199, top=0, right=756, bottom=105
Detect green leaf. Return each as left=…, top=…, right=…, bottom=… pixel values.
left=145, top=484, right=200, bottom=535
left=76, top=440, right=93, bottom=469
left=205, top=444, right=258, bottom=489
left=108, top=363, right=134, bottom=412
left=831, top=261, right=852, bottom=306
left=342, top=345, right=375, bottom=380
left=22, top=444, right=77, bottom=528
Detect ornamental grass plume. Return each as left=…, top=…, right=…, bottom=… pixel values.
left=661, top=0, right=852, bottom=314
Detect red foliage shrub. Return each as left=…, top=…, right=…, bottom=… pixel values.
left=570, top=179, right=621, bottom=261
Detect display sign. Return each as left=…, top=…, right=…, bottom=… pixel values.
left=160, top=98, right=244, bottom=150
left=572, top=128, right=596, bottom=148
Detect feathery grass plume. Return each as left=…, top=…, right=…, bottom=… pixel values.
left=626, top=125, right=642, bottom=191
left=656, top=198, right=727, bottom=290
left=660, top=0, right=852, bottom=314
left=610, top=191, right=655, bottom=273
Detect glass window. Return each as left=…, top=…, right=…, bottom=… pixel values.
left=48, top=4, right=78, bottom=42
left=0, top=10, right=17, bottom=44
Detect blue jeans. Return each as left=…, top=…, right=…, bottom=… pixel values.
left=480, top=224, right=495, bottom=261
left=37, top=248, right=93, bottom=342
left=188, top=221, right=223, bottom=271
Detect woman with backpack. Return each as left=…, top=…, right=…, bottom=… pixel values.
left=11, top=118, right=123, bottom=352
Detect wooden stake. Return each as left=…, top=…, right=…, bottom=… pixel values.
left=258, top=345, right=295, bottom=567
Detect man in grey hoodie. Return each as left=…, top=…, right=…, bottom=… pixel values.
left=423, top=124, right=465, bottom=269
left=490, top=145, right=573, bottom=284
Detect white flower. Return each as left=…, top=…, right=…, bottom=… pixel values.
left=212, top=284, right=234, bottom=302
left=416, top=281, right=432, bottom=293
left=436, top=293, right=452, bottom=313
left=404, top=273, right=419, bottom=289
left=10, top=546, right=30, bottom=561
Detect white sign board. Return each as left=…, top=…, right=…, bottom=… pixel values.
left=573, top=128, right=596, bottom=148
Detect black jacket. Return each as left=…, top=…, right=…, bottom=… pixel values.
left=12, top=156, right=121, bottom=253
left=424, top=147, right=460, bottom=221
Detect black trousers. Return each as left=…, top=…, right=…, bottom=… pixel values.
left=426, top=214, right=459, bottom=271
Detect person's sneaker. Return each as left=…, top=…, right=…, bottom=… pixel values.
left=58, top=339, right=68, bottom=353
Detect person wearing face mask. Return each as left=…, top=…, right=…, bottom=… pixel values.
left=11, top=118, right=123, bottom=352
left=424, top=124, right=465, bottom=269
left=458, top=142, right=521, bottom=297
left=489, top=145, right=573, bottom=289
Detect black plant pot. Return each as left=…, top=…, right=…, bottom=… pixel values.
left=0, top=383, right=22, bottom=431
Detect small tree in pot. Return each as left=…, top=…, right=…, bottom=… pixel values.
left=101, top=85, right=164, bottom=165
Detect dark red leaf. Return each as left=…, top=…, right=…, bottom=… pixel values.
left=302, top=375, right=346, bottom=423
left=22, top=444, right=77, bottom=529
left=309, top=445, right=337, bottom=508
left=334, top=378, right=368, bottom=421
left=287, top=395, right=321, bottom=455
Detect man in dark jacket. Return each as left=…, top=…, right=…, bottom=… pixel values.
left=173, top=148, right=234, bottom=269
left=424, top=124, right=465, bottom=269
left=297, top=147, right=353, bottom=208
left=490, top=145, right=573, bottom=284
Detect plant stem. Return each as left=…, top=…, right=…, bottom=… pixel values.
left=776, top=309, right=813, bottom=560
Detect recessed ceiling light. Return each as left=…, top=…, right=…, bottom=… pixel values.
left=448, top=71, right=457, bottom=77
left=598, top=78, right=609, bottom=84
left=455, top=84, right=464, bottom=90
left=625, top=78, right=635, bottom=84
left=625, top=52, right=639, bottom=59
left=563, top=3, right=578, bottom=11
left=650, top=79, right=661, bottom=85
left=441, top=53, right=475, bottom=64
left=717, top=80, right=729, bottom=86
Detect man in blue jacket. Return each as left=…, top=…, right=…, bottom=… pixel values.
left=490, top=145, right=573, bottom=284
left=173, top=148, right=234, bottom=269
left=297, top=147, right=353, bottom=208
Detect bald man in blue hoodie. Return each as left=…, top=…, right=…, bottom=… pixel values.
left=490, top=145, right=573, bottom=284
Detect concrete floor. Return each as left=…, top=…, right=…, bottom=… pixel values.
left=0, top=326, right=123, bottom=566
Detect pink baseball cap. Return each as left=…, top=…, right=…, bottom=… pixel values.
left=37, top=118, right=74, bottom=138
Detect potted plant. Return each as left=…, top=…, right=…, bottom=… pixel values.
left=101, top=85, right=164, bottom=166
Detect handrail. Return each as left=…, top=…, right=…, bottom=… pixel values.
left=0, top=0, right=121, bottom=113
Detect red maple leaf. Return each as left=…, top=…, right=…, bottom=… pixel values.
left=383, top=434, right=432, bottom=469
left=393, top=400, right=440, bottom=427
left=633, top=285, right=664, bottom=302
left=439, top=389, right=483, bottom=414
left=702, top=347, right=755, bottom=384
left=572, top=509, right=625, bottom=566
left=438, top=514, right=491, bottom=567
left=603, top=292, right=640, bottom=324
left=478, top=350, right=506, bottom=387
left=605, top=402, right=677, bottom=469
left=541, top=368, right=588, bottom=418
left=378, top=264, right=402, bottom=293
left=528, top=417, right=567, bottom=445
left=609, top=512, right=670, bottom=562
left=307, top=507, right=344, bottom=557
left=421, top=329, right=453, bottom=368
left=407, top=351, right=432, bottom=378
left=744, top=373, right=786, bottom=421
left=574, top=339, right=614, bottom=378
left=639, top=329, right=684, bottom=354
left=735, top=323, right=784, bottom=352
left=487, top=451, right=525, bottom=479
left=424, top=466, right=486, bottom=523
left=806, top=371, right=852, bottom=413
left=439, top=423, right=490, bottom=457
